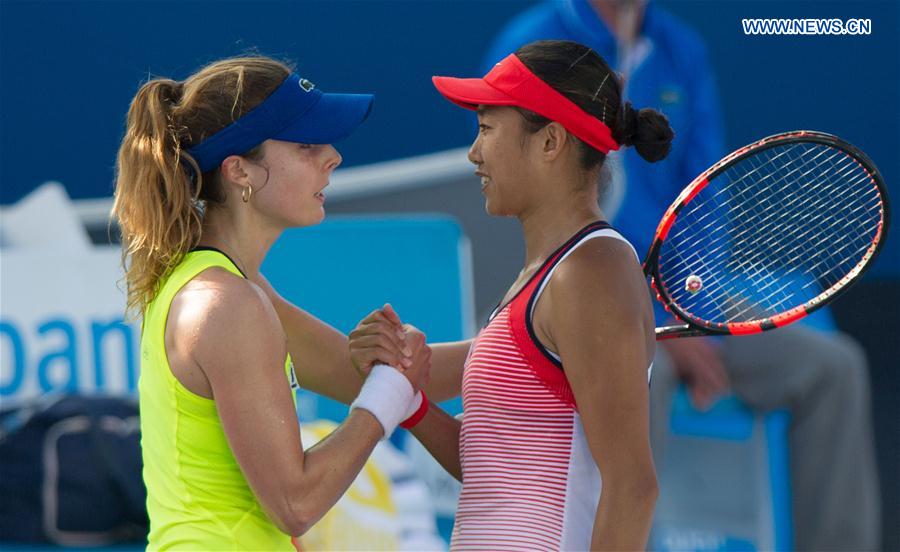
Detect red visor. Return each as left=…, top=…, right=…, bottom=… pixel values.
left=432, top=54, right=620, bottom=154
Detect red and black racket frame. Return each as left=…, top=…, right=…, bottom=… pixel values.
left=642, top=131, right=891, bottom=340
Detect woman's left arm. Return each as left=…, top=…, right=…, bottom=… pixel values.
left=544, top=239, right=658, bottom=551
left=252, top=272, right=362, bottom=404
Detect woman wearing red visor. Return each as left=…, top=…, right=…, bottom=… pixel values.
left=351, top=40, right=674, bottom=550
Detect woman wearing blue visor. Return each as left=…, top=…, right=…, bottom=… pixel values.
left=113, top=56, right=430, bottom=549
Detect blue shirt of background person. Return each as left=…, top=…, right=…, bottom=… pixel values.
left=481, top=0, right=836, bottom=332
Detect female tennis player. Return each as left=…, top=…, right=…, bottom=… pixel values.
left=349, top=40, right=672, bottom=550
left=113, top=56, right=430, bottom=549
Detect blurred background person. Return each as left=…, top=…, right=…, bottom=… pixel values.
left=481, top=1, right=881, bottom=550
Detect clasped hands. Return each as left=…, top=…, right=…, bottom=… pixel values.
left=349, top=304, right=431, bottom=394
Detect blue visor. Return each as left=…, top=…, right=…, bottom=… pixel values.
left=187, top=74, right=374, bottom=172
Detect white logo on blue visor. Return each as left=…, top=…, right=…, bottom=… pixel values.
left=299, top=78, right=315, bottom=92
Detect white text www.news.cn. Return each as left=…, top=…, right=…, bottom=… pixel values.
left=742, top=18, right=872, bottom=36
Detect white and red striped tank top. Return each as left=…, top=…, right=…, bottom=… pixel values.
left=451, top=221, right=643, bottom=551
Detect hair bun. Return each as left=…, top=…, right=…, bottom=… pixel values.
left=619, top=103, right=675, bottom=163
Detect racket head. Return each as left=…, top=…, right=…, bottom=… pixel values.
left=644, top=130, right=890, bottom=338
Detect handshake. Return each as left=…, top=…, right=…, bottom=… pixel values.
left=347, top=304, right=432, bottom=438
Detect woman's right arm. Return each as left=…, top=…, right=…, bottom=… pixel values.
left=349, top=305, right=472, bottom=401
left=188, top=273, right=427, bottom=536
left=409, top=405, right=463, bottom=481
left=409, top=338, right=468, bottom=480
left=349, top=313, right=465, bottom=481
left=426, top=340, right=472, bottom=401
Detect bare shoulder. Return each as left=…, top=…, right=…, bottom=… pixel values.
left=542, top=235, right=653, bottom=341
left=550, top=236, right=644, bottom=298
left=169, top=267, right=284, bottom=364
left=540, top=237, right=655, bottom=387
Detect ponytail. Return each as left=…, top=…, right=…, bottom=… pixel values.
left=112, top=57, right=290, bottom=318
left=113, top=79, right=201, bottom=318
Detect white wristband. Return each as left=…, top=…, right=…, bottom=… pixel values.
left=351, top=364, right=415, bottom=439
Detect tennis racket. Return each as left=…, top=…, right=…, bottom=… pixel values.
left=644, top=130, right=889, bottom=340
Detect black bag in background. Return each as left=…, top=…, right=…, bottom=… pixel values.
left=0, top=394, right=148, bottom=545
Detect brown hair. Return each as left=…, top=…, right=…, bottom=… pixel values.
left=112, top=56, right=291, bottom=317
left=514, top=40, right=675, bottom=170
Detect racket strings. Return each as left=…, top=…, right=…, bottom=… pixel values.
left=697, top=150, right=877, bottom=319
left=728, top=147, right=878, bottom=289
left=690, top=147, right=877, bottom=319
left=673, top=146, right=837, bottom=244
left=658, top=141, right=883, bottom=325
left=662, top=147, right=836, bottom=318
left=665, top=145, right=824, bottom=262
left=722, top=153, right=869, bottom=292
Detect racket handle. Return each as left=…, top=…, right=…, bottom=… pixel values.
left=655, top=324, right=706, bottom=340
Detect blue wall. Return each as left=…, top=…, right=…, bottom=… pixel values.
left=1, top=0, right=897, bottom=277
left=658, top=0, right=899, bottom=277
left=0, top=0, right=532, bottom=199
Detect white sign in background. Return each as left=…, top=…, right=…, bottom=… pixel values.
left=1, top=248, right=138, bottom=402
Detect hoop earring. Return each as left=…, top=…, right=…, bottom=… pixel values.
left=242, top=185, right=253, bottom=204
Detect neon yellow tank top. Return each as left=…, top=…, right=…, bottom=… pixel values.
left=139, top=249, right=296, bottom=550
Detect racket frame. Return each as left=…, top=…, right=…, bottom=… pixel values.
left=643, top=130, right=890, bottom=340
